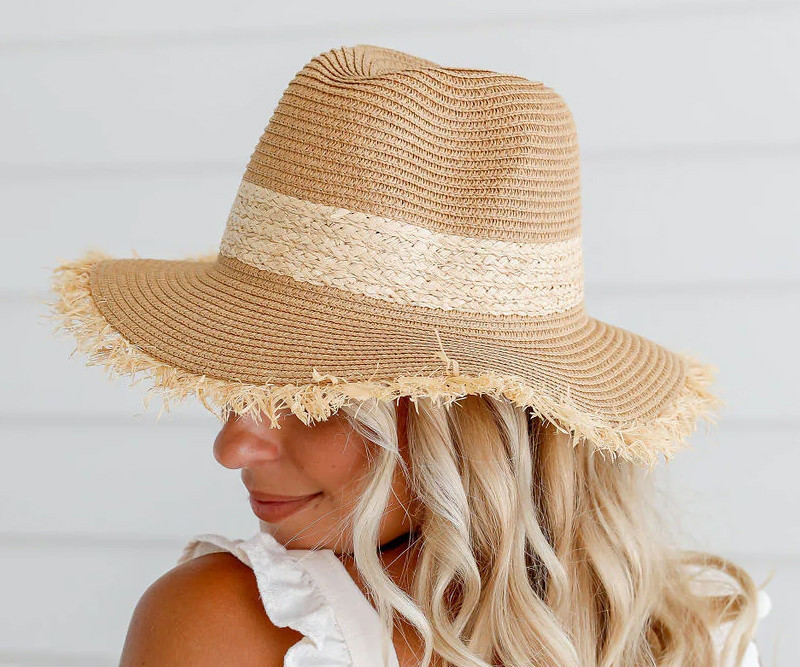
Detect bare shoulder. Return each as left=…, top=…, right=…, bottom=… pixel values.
left=119, top=551, right=303, bottom=666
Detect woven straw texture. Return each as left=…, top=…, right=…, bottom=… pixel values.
left=46, top=44, right=723, bottom=468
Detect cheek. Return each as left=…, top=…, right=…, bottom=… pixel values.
left=297, top=430, right=373, bottom=497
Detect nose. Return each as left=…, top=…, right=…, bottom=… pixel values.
left=213, top=414, right=283, bottom=469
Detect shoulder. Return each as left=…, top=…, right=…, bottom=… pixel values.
left=119, top=550, right=303, bottom=666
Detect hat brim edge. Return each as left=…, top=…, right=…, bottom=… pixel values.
left=45, top=248, right=724, bottom=470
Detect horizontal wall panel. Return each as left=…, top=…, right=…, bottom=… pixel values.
left=653, top=423, right=800, bottom=557
left=579, top=152, right=800, bottom=290
left=9, top=287, right=797, bottom=419
left=6, top=152, right=799, bottom=294
left=0, top=420, right=255, bottom=539
left=1, top=10, right=798, bottom=166
left=1, top=419, right=796, bottom=555
left=0, top=0, right=764, bottom=42
left=0, top=542, right=181, bottom=661
left=0, top=545, right=792, bottom=664
left=12, top=171, right=235, bottom=295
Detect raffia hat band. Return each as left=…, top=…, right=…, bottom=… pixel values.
left=223, top=180, right=584, bottom=316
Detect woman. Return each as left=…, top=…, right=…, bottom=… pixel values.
left=48, top=44, right=769, bottom=666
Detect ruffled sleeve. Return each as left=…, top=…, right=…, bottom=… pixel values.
left=239, top=530, right=353, bottom=666
left=177, top=530, right=353, bottom=666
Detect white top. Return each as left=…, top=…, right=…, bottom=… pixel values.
left=177, top=529, right=771, bottom=667
left=177, top=528, right=400, bottom=667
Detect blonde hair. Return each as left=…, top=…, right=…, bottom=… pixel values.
left=333, top=394, right=763, bottom=667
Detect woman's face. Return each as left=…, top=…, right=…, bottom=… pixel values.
left=213, top=398, right=416, bottom=552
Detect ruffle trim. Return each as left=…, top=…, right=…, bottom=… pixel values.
left=177, top=530, right=352, bottom=666
left=46, top=248, right=724, bottom=468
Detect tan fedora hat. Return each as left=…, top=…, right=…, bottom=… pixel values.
left=46, top=43, right=722, bottom=468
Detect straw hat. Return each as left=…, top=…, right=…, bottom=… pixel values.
left=46, top=43, right=722, bottom=468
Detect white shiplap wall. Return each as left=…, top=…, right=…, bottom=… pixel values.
left=2, top=1, right=798, bottom=664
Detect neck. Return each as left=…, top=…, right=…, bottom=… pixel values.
left=337, top=529, right=420, bottom=594
left=338, top=527, right=419, bottom=558
left=378, top=529, right=415, bottom=554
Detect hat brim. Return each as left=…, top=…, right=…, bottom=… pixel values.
left=46, top=249, right=723, bottom=468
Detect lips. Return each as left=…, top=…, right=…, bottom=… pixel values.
left=248, top=491, right=323, bottom=523
left=249, top=491, right=319, bottom=502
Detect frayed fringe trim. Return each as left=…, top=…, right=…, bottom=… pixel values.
left=45, top=249, right=724, bottom=469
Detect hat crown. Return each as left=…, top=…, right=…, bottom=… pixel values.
left=242, top=44, right=582, bottom=244
left=219, top=44, right=585, bottom=318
